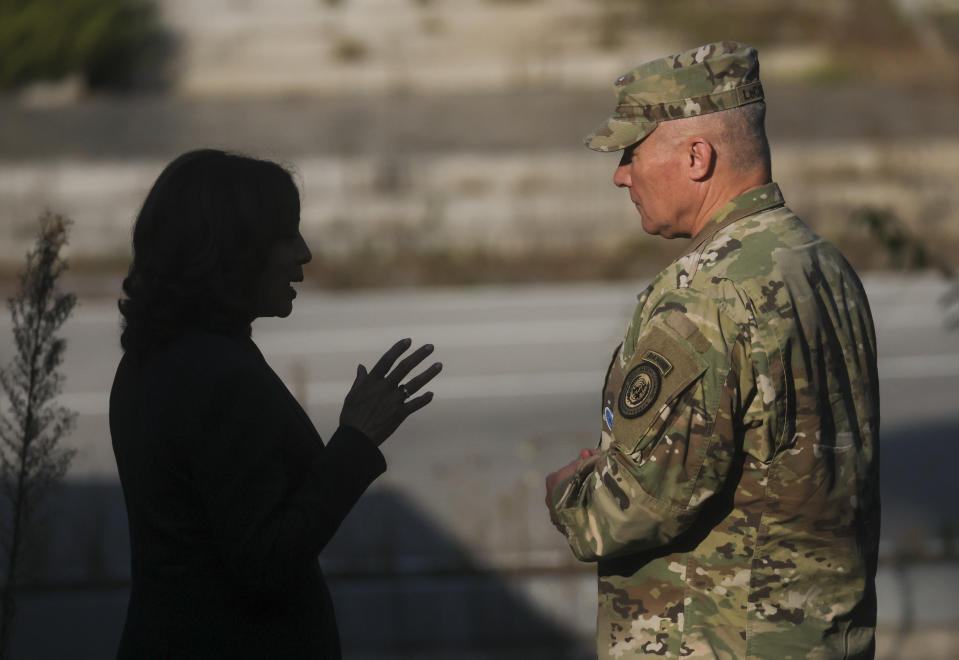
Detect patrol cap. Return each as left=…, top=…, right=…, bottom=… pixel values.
left=585, top=41, right=764, bottom=152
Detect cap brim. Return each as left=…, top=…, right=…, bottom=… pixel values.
left=584, top=117, right=657, bottom=152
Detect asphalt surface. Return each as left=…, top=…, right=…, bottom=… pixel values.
left=1, top=275, right=958, bottom=658
left=39, top=275, right=959, bottom=546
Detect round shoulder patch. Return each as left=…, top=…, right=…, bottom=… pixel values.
left=618, top=362, right=661, bottom=418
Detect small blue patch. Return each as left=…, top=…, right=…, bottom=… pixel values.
left=604, top=407, right=614, bottom=431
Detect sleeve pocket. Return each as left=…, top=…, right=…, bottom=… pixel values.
left=610, top=325, right=707, bottom=456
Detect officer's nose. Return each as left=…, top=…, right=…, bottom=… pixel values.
left=614, top=149, right=632, bottom=188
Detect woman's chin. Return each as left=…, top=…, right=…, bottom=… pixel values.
left=253, top=284, right=299, bottom=319
left=256, top=301, right=294, bottom=319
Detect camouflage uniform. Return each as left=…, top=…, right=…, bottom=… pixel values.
left=552, top=43, right=880, bottom=659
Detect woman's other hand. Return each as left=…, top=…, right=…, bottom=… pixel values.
left=339, top=338, right=442, bottom=446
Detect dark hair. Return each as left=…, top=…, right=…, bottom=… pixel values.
left=119, top=149, right=300, bottom=354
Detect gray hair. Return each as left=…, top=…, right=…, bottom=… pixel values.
left=662, top=101, right=771, bottom=177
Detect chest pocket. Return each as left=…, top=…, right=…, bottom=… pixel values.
left=604, top=324, right=708, bottom=456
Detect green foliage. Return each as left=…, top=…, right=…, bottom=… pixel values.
left=0, top=0, right=165, bottom=90
left=0, top=212, right=77, bottom=657
left=852, top=206, right=936, bottom=273
left=798, top=61, right=854, bottom=85
left=852, top=205, right=959, bottom=330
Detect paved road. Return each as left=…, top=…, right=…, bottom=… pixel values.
left=38, top=274, right=959, bottom=547
left=2, top=275, right=958, bottom=657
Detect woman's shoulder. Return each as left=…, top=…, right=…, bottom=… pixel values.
left=148, top=329, right=265, bottom=389
left=114, top=331, right=272, bottom=423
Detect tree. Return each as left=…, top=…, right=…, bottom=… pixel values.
left=0, top=0, right=168, bottom=90
left=0, top=212, right=77, bottom=658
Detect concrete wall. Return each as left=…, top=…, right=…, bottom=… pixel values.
left=158, top=0, right=673, bottom=96
left=3, top=138, right=958, bottom=268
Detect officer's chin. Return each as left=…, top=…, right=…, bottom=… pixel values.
left=642, top=218, right=687, bottom=240
left=640, top=214, right=664, bottom=237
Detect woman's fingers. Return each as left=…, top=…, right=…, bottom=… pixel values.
left=368, top=338, right=413, bottom=379
left=344, top=340, right=440, bottom=444
left=386, top=343, right=434, bottom=385
left=400, top=391, right=434, bottom=417
left=401, top=361, right=443, bottom=396
left=348, top=363, right=368, bottom=393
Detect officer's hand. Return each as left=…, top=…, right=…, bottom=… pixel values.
left=340, top=338, right=442, bottom=447
left=545, top=449, right=600, bottom=534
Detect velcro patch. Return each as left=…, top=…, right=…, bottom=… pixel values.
left=665, top=310, right=712, bottom=353
left=610, top=324, right=708, bottom=454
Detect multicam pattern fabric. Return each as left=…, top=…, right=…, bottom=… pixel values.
left=586, top=41, right=764, bottom=153
left=552, top=183, right=880, bottom=658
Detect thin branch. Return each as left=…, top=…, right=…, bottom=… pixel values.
left=0, top=212, right=76, bottom=659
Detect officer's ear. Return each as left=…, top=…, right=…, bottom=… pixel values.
left=684, top=136, right=715, bottom=182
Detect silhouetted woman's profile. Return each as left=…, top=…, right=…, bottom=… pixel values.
left=110, top=149, right=441, bottom=659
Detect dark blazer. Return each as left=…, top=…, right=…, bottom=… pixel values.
left=110, top=329, right=385, bottom=659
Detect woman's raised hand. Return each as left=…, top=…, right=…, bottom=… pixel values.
left=339, top=338, right=442, bottom=446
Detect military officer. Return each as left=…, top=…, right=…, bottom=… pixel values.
left=545, top=41, right=880, bottom=659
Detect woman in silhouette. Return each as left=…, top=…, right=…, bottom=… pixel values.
left=110, top=149, right=441, bottom=659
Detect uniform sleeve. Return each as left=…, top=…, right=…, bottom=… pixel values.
left=553, top=290, right=755, bottom=561
left=186, top=366, right=386, bottom=593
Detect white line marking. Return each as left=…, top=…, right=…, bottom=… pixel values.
left=255, top=319, right=622, bottom=356
left=305, top=370, right=599, bottom=406
left=880, top=354, right=959, bottom=379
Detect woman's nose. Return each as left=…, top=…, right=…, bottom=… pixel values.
left=297, top=236, right=313, bottom=265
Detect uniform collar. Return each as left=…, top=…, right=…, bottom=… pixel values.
left=680, top=182, right=784, bottom=259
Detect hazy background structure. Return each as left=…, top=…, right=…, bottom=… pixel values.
left=1, top=1, right=958, bottom=657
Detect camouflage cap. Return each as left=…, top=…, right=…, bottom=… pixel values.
left=585, top=41, right=764, bottom=152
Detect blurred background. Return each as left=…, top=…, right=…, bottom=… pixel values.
left=1, top=0, right=958, bottom=657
